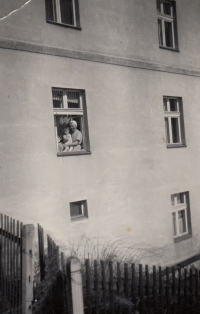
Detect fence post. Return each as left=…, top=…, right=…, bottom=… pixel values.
left=70, top=257, right=84, bottom=314
left=22, top=224, right=35, bottom=314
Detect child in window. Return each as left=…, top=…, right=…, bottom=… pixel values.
left=58, top=126, right=73, bottom=152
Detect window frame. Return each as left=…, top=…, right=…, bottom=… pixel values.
left=52, top=87, right=91, bottom=156
left=171, top=192, right=192, bottom=243
left=45, top=0, right=81, bottom=30
left=163, top=96, right=186, bottom=148
left=157, top=0, right=179, bottom=51
left=70, top=200, right=88, bottom=221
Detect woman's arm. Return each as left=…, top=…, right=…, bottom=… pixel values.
left=64, top=140, right=79, bottom=147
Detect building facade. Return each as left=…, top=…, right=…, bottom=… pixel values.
left=0, top=0, right=200, bottom=265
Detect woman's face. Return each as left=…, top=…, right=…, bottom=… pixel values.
left=69, top=123, right=76, bottom=133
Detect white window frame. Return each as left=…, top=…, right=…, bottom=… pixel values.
left=172, top=193, right=188, bottom=238
left=52, top=87, right=90, bottom=154
left=163, top=97, right=183, bottom=145
left=52, top=0, right=77, bottom=26
left=157, top=1, right=175, bottom=49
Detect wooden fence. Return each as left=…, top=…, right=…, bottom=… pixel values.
left=0, top=214, right=23, bottom=313
left=35, top=224, right=72, bottom=314
left=0, top=214, right=34, bottom=314
left=82, top=259, right=200, bottom=314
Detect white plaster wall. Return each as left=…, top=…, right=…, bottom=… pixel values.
left=0, top=48, right=200, bottom=264
left=0, top=0, right=200, bottom=70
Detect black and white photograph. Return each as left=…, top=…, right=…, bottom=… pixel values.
left=0, top=0, right=200, bottom=313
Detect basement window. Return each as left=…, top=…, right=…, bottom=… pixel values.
left=70, top=200, right=88, bottom=220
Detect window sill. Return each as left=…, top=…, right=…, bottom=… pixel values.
left=71, top=215, right=88, bottom=222
left=167, top=144, right=187, bottom=149
left=174, top=234, right=192, bottom=243
left=159, top=45, right=180, bottom=52
left=57, top=150, right=91, bottom=157
left=46, top=20, right=82, bottom=31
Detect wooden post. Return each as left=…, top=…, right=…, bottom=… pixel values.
left=70, top=257, right=84, bottom=314
left=22, top=224, right=35, bottom=314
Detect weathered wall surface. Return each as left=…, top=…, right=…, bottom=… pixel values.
left=0, top=46, right=200, bottom=264
left=0, top=0, right=200, bottom=70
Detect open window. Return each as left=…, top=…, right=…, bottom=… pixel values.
left=45, top=0, right=81, bottom=28
left=52, top=88, right=90, bottom=156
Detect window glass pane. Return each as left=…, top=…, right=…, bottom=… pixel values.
left=172, top=212, right=177, bottom=236
left=171, top=195, right=175, bottom=206
left=163, top=2, right=171, bottom=15
left=165, top=21, right=173, bottom=48
left=67, top=91, right=80, bottom=109
left=60, top=0, right=73, bottom=25
left=158, top=19, right=163, bottom=46
left=180, top=193, right=185, bottom=204
left=178, top=210, right=186, bottom=233
left=163, top=98, right=168, bottom=111
left=171, top=118, right=180, bottom=143
left=169, top=99, right=178, bottom=112
left=52, top=90, right=63, bottom=108
left=70, top=202, right=83, bottom=217
left=156, top=0, right=161, bottom=12
left=45, top=0, right=55, bottom=21
left=165, top=118, right=170, bottom=143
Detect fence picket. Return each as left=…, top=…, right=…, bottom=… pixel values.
left=172, top=267, right=176, bottom=314
left=0, top=214, right=3, bottom=297
left=178, top=267, right=181, bottom=312
left=166, top=267, right=170, bottom=314
left=109, top=261, right=115, bottom=314
left=139, top=264, right=144, bottom=314
left=145, top=265, right=150, bottom=312
left=195, top=269, right=199, bottom=311
left=153, top=266, right=157, bottom=312
left=85, top=259, right=92, bottom=314
left=159, top=266, right=164, bottom=314
left=124, top=263, right=128, bottom=299
left=117, top=262, right=122, bottom=314
left=94, top=260, right=99, bottom=314
left=184, top=268, right=188, bottom=311
left=131, top=263, right=136, bottom=305
left=101, top=260, right=107, bottom=314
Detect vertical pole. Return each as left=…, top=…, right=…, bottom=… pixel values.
left=22, top=224, right=35, bottom=314
left=70, top=257, right=84, bottom=314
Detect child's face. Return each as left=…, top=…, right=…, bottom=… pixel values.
left=63, top=128, right=69, bottom=135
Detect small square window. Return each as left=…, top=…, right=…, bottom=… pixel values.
left=171, top=192, right=192, bottom=242
left=163, top=97, right=186, bottom=148
left=157, top=0, right=179, bottom=50
left=70, top=200, right=88, bottom=220
left=52, top=88, right=90, bottom=156
left=45, top=0, right=81, bottom=28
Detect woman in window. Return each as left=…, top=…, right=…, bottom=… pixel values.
left=67, top=120, right=82, bottom=151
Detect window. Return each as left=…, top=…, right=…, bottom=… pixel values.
left=157, top=0, right=179, bottom=50
left=45, top=0, right=81, bottom=28
left=163, top=97, right=186, bottom=148
left=52, top=88, right=90, bottom=156
left=70, top=200, right=88, bottom=220
left=171, top=192, right=192, bottom=242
